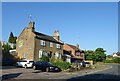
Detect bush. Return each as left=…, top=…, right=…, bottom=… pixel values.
left=103, top=57, right=120, bottom=64
left=51, top=60, right=71, bottom=70
left=103, top=60, right=113, bottom=63
left=112, top=57, right=120, bottom=63
left=39, top=56, right=49, bottom=62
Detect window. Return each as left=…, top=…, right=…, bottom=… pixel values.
left=40, top=40, right=46, bottom=46
left=56, top=44, right=61, bottom=49
left=76, top=52, right=80, bottom=56
left=39, top=50, right=43, bottom=58
left=49, top=42, right=53, bottom=47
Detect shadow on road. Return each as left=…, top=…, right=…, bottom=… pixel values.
left=2, top=73, right=22, bottom=80
left=2, top=66, right=17, bottom=70
left=67, top=74, right=120, bottom=81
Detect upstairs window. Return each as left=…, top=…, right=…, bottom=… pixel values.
left=40, top=40, right=46, bottom=46
left=56, top=44, right=61, bottom=49
left=49, top=42, right=53, bottom=47
left=76, top=52, right=80, bottom=56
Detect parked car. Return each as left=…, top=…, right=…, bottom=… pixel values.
left=2, top=59, right=16, bottom=66
left=85, top=62, right=90, bottom=67
left=16, top=60, right=34, bottom=68
left=33, top=61, right=61, bottom=72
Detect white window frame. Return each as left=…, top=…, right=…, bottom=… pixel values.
left=39, top=50, right=43, bottom=58
left=40, top=40, right=46, bottom=46
left=49, top=42, right=53, bottom=47
left=56, top=44, right=60, bottom=49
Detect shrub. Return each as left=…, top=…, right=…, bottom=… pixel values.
left=112, top=57, right=120, bottom=63
left=39, top=56, right=49, bottom=62
left=103, top=57, right=120, bottom=64
left=51, top=60, right=71, bottom=70
left=103, top=60, right=113, bottom=63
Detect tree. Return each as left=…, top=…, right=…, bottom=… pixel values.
left=84, top=48, right=106, bottom=62
left=8, top=32, right=14, bottom=43
left=94, top=48, right=106, bottom=62
left=13, top=44, right=16, bottom=49
left=8, top=32, right=17, bottom=44
left=13, top=36, right=17, bottom=44
left=84, top=50, right=94, bottom=60
left=2, top=43, right=12, bottom=53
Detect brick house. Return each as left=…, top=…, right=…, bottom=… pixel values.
left=16, top=21, right=63, bottom=61
left=63, top=44, right=84, bottom=63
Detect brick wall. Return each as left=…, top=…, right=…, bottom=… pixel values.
left=16, top=27, right=35, bottom=60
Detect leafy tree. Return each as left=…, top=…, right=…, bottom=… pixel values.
left=84, top=50, right=94, bottom=60
left=8, top=32, right=14, bottom=43
left=84, top=48, right=106, bottom=62
left=94, top=48, right=106, bottom=62
left=8, top=32, right=17, bottom=44
left=2, top=43, right=12, bottom=52
left=13, top=36, right=17, bottom=44
left=13, top=44, right=16, bottom=49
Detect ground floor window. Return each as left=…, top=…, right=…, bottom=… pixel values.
left=39, top=50, right=43, bottom=58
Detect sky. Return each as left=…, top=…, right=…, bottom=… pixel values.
left=2, top=2, right=118, bottom=55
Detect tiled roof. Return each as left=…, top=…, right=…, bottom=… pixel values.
left=66, top=44, right=82, bottom=52
left=34, top=31, right=63, bottom=44
left=116, top=52, right=120, bottom=56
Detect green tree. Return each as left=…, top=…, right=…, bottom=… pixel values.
left=13, top=36, right=17, bottom=44
left=84, top=48, right=106, bottom=62
left=8, top=32, right=17, bottom=44
left=8, top=32, right=14, bottom=43
left=84, top=50, right=94, bottom=60
left=3, top=43, right=12, bottom=52
left=13, top=44, right=16, bottom=49
left=94, top=48, right=106, bottom=62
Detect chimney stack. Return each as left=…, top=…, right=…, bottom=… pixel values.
left=53, top=30, right=60, bottom=40
left=29, top=21, right=35, bottom=32
left=76, top=44, right=79, bottom=48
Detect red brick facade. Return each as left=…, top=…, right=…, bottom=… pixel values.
left=63, top=44, right=84, bottom=60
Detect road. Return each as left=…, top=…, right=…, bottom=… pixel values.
left=1, top=64, right=120, bottom=81
left=67, top=64, right=120, bottom=80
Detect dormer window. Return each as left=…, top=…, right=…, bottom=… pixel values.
left=40, top=40, right=46, bottom=46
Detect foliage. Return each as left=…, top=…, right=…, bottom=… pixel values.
left=112, top=57, right=120, bottom=63
left=51, top=60, right=71, bottom=70
left=49, top=56, right=56, bottom=62
left=107, top=55, right=113, bottom=58
left=84, top=48, right=106, bottom=62
left=103, top=57, right=120, bottom=64
left=2, top=43, right=12, bottom=52
left=13, top=45, right=16, bottom=49
left=8, top=32, right=17, bottom=44
left=102, top=60, right=113, bottom=63
left=50, top=56, right=70, bottom=70
left=84, top=50, right=94, bottom=60
left=39, top=55, right=49, bottom=62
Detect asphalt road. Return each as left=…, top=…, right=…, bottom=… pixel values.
left=67, top=64, right=120, bottom=80
left=1, top=64, right=120, bottom=81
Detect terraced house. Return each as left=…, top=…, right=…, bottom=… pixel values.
left=16, top=21, right=64, bottom=61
